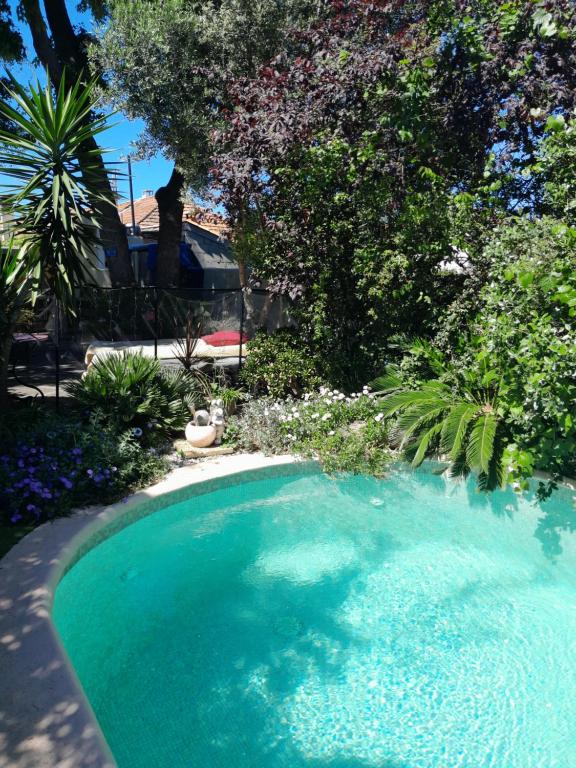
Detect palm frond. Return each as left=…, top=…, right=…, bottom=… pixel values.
left=466, top=412, right=498, bottom=475
left=441, top=402, right=480, bottom=460
left=370, top=367, right=403, bottom=393
left=0, top=70, right=114, bottom=307
left=411, top=421, right=444, bottom=467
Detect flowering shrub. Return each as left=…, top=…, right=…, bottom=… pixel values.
left=0, top=411, right=167, bottom=527
left=226, top=386, right=392, bottom=475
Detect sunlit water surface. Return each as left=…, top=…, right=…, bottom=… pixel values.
left=53, top=469, right=576, bottom=768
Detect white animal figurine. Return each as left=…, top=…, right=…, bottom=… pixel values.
left=211, top=407, right=225, bottom=445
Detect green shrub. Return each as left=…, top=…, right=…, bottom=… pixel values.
left=226, top=386, right=392, bottom=475
left=377, top=217, right=576, bottom=494
left=67, top=352, right=198, bottom=442
left=241, top=329, right=322, bottom=398
left=0, top=409, right=168, bottom=527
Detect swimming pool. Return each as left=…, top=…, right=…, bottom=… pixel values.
left=53, top=467, right=576, bottom=768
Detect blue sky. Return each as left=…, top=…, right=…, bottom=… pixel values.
left=3, top=1, right=174, bottom=203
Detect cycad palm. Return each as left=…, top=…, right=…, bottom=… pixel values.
left=373, top=370, right=504, bottom=490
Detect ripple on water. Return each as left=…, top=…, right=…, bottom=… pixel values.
left=53, top=470, right=576, bottom=768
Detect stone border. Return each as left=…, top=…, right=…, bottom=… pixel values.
left=0, top=453, right=307, bottom=768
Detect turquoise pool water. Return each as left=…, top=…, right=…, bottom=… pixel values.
left=53, top=469, right=576, bottom=768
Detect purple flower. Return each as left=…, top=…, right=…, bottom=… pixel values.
left=133, top=427, right=143, bottom=438
left=26, top=504, right=40, bottom=520
left=10, top=512, right=22, bottom=524
left=87, top=469, right=94, bottom=477
left=59, top=476, right=73, bottom=490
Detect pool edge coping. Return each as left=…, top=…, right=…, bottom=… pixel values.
left=0, top=453, right=306, bottom=768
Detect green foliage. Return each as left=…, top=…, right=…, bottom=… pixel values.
left=0, top=72, right=112, bottom=306
left=304, top=417, right=391, bottom=477
left=227, top=386, right=392, bottom=475
left=67, top=352, right=197, bottom=441
left=0, top=239, right=29, bottom=335
left=380, top=217, right=576, bottom=493
left=375, top=359, right=505, bottom=490
left=240, top=329, right=322, bottom=399
left=470, top=217, right=576, bottom=488
left=0, top=240, right=33, bottom=403
left=0, top=407, right=168, bottom=528
left=538, top=111, right=576, bottom=222
left=95, top=0, right=319, bottom=188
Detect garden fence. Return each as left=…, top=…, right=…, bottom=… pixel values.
left=10, top=286, right=294, bottom=405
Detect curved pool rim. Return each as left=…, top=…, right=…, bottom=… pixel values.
left=0, top=453, right=306, bottom=768
left=2, top=456, right=575, bottom=768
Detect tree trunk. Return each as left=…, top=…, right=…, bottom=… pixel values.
left=21, top=0, right=134, bottom=286
left=156, top=166, right=185, bottom=288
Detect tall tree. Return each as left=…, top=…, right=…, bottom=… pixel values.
left=3, top=0, right=134, bottom=285
left=95, top=0, right=321, bottom=286
left=211, top=0, right=576, bottom=384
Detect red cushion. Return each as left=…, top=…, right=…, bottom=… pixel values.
left=201, top=331, right=248, bottom=347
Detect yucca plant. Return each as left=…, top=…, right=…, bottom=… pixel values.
left=373, top=359, right=506, bottom=491
left=67, top=352, right=197, bottom=440
left=0, top=71, right=113, bottom=306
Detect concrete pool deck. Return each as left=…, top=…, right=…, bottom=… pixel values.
left=0, top=453, right=301, bottom=768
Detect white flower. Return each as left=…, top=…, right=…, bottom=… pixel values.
left=374, top=413, right=384, bottom=422
left=312, top=413, right=320, bottom=419
left=328, top=430, right=335, bottom=436
left=321, top=413, right=331, bottom=421
left=304, top=393, right=311, bottom=401
left=264, top=409, right=269, bottom=416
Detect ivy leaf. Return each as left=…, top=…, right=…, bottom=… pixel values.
left=545, top=114, right=566, bottom=134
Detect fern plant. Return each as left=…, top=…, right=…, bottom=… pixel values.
left=67, top=352, right=197, bottom=441
left=373, top=357, right=506, bottom=491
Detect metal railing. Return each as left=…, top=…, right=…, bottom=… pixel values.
left=10, top=287, right=294, bottom=405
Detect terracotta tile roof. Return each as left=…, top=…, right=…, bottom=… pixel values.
left=117, top=195, right=229, bottom=238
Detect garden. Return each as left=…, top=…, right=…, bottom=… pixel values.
left=1, top=0, right=576, bottom=548
left=1, top=2, right=576, bottom=766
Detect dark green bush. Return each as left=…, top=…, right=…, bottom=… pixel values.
left=67, top=351, right=197, bottom=443
left=241, top=329, right=322, bottom=398
left=377, top=217, right=576, bottom=493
